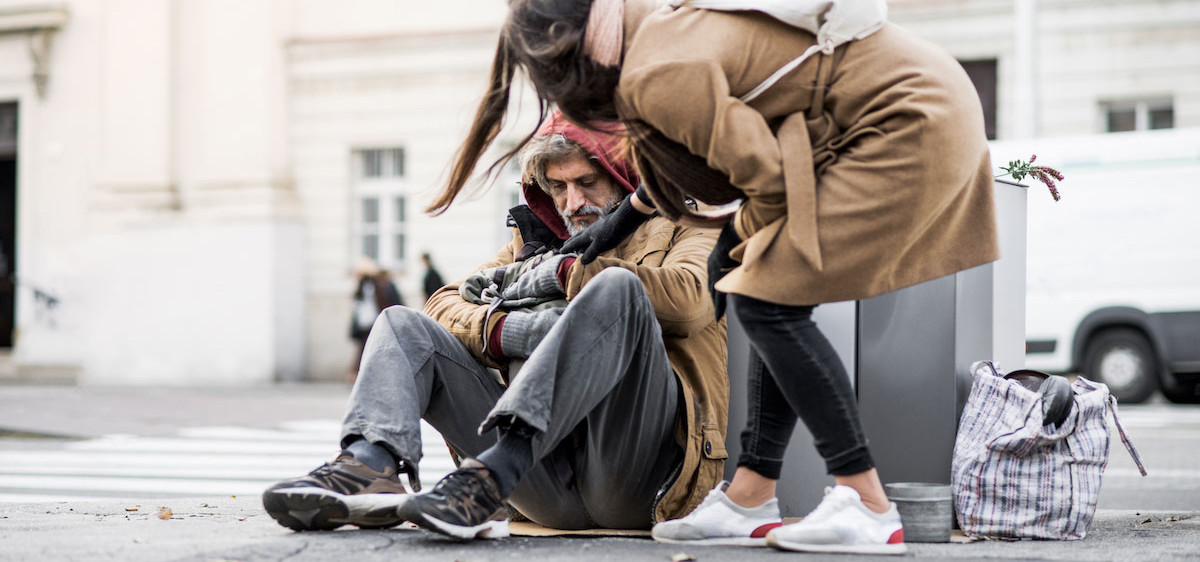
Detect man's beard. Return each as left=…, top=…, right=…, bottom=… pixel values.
left=560, top=197, right=623, bottom=236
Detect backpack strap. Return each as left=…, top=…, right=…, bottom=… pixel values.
left=1106, top=395, right=1148, bottom=476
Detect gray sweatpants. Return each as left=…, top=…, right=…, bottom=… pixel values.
left=341, top=267, right=683, bottom=529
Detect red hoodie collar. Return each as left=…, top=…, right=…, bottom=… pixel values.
left=521, top=111, right=638, bottom=240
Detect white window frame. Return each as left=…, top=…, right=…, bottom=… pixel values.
left=1101, top=98, right=1174, bottom=133
left=352, top=147, right=408, bottom=272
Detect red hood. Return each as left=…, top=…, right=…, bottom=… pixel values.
left=522, top=111, right=638, bottom=240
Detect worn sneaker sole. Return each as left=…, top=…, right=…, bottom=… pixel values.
left=262, top=487, right=407, bottom=531
left=398, top=506, right=509, bottom=541
left=652, top=535, right=768, bottom=547
left=766, top=534, right=908, bottom=555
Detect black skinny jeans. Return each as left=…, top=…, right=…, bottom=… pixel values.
left=731, top=294, right=874, bottom=478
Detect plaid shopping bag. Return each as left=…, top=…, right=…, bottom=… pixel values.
left=952, top=361, right=1146, bottom=540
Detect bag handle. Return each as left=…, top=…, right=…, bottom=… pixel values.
left=1106, top=395, right=1148, bottom=476
left=740, top=42, right=831, bottom=103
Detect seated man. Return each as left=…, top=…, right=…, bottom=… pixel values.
left=262, top=112, right=729, bottom=539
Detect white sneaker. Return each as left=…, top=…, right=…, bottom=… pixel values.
left=767, top=485, right=907, bottom=555
left=652, top=481, right=782, bottom=546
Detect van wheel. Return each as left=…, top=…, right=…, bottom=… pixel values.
left=1082, top=328, right=1158, bottom=404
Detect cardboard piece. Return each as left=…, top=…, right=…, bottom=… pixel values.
left=426, top=518, right=975, bottom=543
left=509, top=521, right=652, bottom=538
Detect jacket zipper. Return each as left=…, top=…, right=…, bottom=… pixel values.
left=649, top=457, right=684, bottom=525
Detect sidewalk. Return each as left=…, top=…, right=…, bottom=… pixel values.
left=1, top=384, right=1197, bottom=561
left=0, top=383, right=350, bottom=439
left=0, top=498, right=1194, bottom=562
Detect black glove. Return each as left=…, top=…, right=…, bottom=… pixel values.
left=708, top=221, right=741, bottom=320
left=560, top=186, right=656, bottom=264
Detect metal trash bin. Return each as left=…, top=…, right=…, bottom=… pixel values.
left=723, top=180, right=1027, bottom=516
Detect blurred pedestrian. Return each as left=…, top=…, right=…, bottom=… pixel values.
left=349, top=257, right=403, bottom=383
left=420, top=252, right=445, bottom=301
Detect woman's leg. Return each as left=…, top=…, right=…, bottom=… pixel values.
left=726, top=345, right=794, bottom=508
left=728, top=294, right=888, bottom=513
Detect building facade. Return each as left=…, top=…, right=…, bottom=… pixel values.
left=889, top=0, right=1200, bottom=138
left=0, top=0, right=529, bottom=384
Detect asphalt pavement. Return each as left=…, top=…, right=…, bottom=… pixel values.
left=0, top=383, right=1197, bottom=561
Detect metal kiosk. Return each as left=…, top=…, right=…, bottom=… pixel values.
left=723, top=180, right=1028, bottom=515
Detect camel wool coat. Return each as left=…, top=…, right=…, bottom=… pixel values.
left=617, top=1, right=1001, bottom=305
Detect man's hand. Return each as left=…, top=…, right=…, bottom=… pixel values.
left=560, top=186, right=657, bottom=264
left=708, top=221, right=741, bottom=320
left=500, top=307, right=566, bottom=359
left=500, top=253, right=572, bottom=302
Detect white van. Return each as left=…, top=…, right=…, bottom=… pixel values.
left=991, top=128, right=1200, bottom=403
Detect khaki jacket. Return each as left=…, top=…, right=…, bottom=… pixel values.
left=423, top=216, right=728, bottom=523
left=618, top=3, right=1000, bottom=305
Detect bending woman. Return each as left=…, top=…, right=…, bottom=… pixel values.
left=428, top=0, right=1000, bottom=555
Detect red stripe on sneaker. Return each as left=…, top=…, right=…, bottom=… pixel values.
left=887, top=529, right=905, bottom=544
left=750, top=522, right=782, bottom=538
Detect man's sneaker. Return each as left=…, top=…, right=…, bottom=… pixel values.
left=262, top=452, right=409, bottom=531
left=766, top=485, right=907, bottom=555
left=396, top=458, right=510, bottom=540
left=652, top=481, right=782, bottom=546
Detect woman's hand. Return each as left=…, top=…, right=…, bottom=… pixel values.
left=707, top=221, right=741, bottom=320
left=559, top=185, right=657, bottom=263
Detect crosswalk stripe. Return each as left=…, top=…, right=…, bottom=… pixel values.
left=1112, top=405, right=1200, bottom=427
left=0, top=493, right=136, bottom=503
left=175, top=426, right=341, bottom=441
left=68, top=436, right=339, bottom=455
left=1106, top=468, right=1200, bottom=479
left=0, top=452, right=458, bottom=471
left=0, top=475, right=274, bottom=495
left=0, top=420, right=456, bottom=503
left=0, top=452, right=343, bottom=468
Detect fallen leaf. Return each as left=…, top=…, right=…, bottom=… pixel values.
left=158, top=507, right=172, bottom=520
left=671, top=554, right=696, bottom=562
left=125, top=507, right=139, bottom=512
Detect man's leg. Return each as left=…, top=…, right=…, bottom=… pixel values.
left=342, top=305, right=508, bottom=469
left=401, top=268, right=683, bottom=534
left=264, top=305, right=508, bottom=531
left=568, top=348, right=682, bottom=529
left=498, top=267, right=683, bottom=528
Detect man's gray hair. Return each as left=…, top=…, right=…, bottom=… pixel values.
left=518, top=133, right=597, bottom=193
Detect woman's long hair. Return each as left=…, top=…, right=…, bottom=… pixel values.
left=428, top=0, right=619, bottom=216
left=624, top=118, right=742, bottom=226
left=429, top=0, right=742, bottom=227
